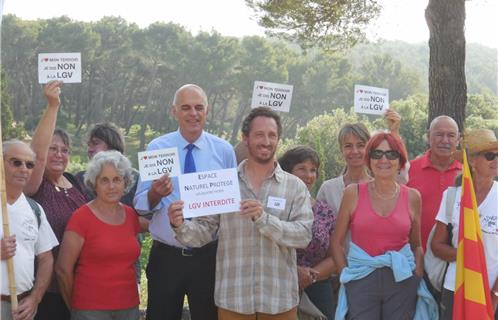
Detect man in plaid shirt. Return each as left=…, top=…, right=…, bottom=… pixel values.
left=169, top=107, right=313, bottom=319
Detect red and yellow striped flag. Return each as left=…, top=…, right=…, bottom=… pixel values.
left=453, top=148, right=494, bottom=319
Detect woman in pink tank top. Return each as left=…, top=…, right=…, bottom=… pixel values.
left=331, top=132, right=423, bottom=320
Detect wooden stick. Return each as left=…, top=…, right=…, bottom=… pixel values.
left=0, top=114, right=18, bottom=308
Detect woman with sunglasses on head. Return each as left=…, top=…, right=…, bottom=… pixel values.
left=332, top=132, right=423, bottom=320
left=24, top=81, right=87, bottom=320
left=279, top=146, right=337, bottom=320
left=432, top=129, right=498, bottom=320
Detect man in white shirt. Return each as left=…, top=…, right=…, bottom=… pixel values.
left=1, top=140, right=58, bottom=320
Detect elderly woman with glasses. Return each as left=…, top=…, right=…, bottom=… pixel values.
left=25, top=81, right=88, bottom=320
left=332, top=132, right=423, bottom=320
left=56, top=150, right=145, bottom=320
left=432, top=129, right=498, bottom=320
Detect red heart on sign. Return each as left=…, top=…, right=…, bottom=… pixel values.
left=143, top=156, right=148, bottom=160
left=259, top=86, right=264, bottom=89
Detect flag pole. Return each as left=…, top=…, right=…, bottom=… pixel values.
left=453, top=146, right=494, bottom=319
left=0, top=117, right=18, bottom=308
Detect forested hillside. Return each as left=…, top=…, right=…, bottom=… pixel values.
left=2, top=14, right=497, bottom=180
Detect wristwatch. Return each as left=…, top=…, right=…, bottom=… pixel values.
left=310, top=272, right=317, bottom=284
left=492, top=290, right=498, bottom=297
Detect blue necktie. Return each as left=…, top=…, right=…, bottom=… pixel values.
left=183, top=144, right=196, bottom=225
left=184, top=143, right=197, bottom=174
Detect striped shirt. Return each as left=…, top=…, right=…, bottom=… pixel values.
left=174, top=160, right=313, bottom=314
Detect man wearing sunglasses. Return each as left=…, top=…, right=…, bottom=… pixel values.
left=1, top=140, right=58, bottom=320
left=407, top=115, right=462, bottom=251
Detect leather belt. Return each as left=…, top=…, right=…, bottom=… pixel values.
left=152, top=240, right=217, bottom=257
left=1, top=290, right=31, bottom=303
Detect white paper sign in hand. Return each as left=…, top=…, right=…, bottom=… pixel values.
left=38, top=53, right=82, bottom=84
left=138, top=147, right=181, bottom=182
left=251, top=81, right=293, bottom=112
left=354, top=84, right=389, bottom=116
left=179, top=168, right=241, bottom=218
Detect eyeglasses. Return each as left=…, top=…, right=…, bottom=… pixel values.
left=7, top=158, right=35, bottom=169
left=48, top=146, right=70, bottom=155
left=369, top=149, right=401, bottom=160
left=482, top=152, right=498, bottom=161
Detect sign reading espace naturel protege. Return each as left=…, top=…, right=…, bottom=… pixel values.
left=251, top=81, right=293, bottom=112
left=354, top=84, right=389, bottom=116
left=138, top=148, right=181, bottom=182
left=179, top=168, right=241, bottom=218
left=38, top=53, right=82, bottom=84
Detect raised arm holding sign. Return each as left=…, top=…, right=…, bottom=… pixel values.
left=38, top=53, right=81, bottom=84
left=251, top=81, right=293, bottom=112
left=354, top=84, right=389, bottom=116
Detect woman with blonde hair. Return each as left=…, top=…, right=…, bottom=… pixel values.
left=317, top=110, right=404, bottom=215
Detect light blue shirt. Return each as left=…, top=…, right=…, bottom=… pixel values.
left=134, top=129, right=236, bottom=247
left=335, top=242, right=438, bottom=320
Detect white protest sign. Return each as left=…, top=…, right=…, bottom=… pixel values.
left=251, top=81, right=293, bottom=112
left=38, top=53, right=82, bottom=84
left=138, top=148, right=181, bottom=182
left=179, top=168, right=241, bottom=218
left=354, top=84, right=389, bottom=115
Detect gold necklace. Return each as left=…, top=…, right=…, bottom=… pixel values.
left=54, top=185, right=69, bottom=197
left=372, top=182, right=399, bottom=200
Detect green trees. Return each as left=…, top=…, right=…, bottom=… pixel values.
left=1, top=14, right=497, bottom=167
left=465, top=94, right=498, bottom=132
left=279, top=108, right=368, bottom=191
left=245, top=0, right=381, bottom=50
left=357, top=54, right=422, bottom=101
left=1, top=69, right=26, bottom=140
left=246, top=0, right=477, bottom=131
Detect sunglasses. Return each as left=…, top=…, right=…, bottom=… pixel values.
left=369, top=149, right=401, bottom=160
left=482, top=152, right=498, bottom=161
left=7, top=158, right=35, bottom=169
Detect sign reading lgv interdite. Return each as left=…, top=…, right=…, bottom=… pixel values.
left=38, top=53, right=82, bottom=84
left=251, top=81, right=293, bottom=112
left=354, top=84, right=389, bottom=116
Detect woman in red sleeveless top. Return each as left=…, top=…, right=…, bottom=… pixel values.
left=332, top=132, right=423, bottom=320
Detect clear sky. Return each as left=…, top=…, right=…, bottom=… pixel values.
left=3, top=0, right=498, bottom=49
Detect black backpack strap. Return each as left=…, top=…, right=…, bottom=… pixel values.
left=26, top=196, right=41, bottom=228
left=63, top=172, right=85, bottom=195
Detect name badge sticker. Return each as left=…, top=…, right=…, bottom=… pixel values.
left=267, top=196, right=286, bottom=210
